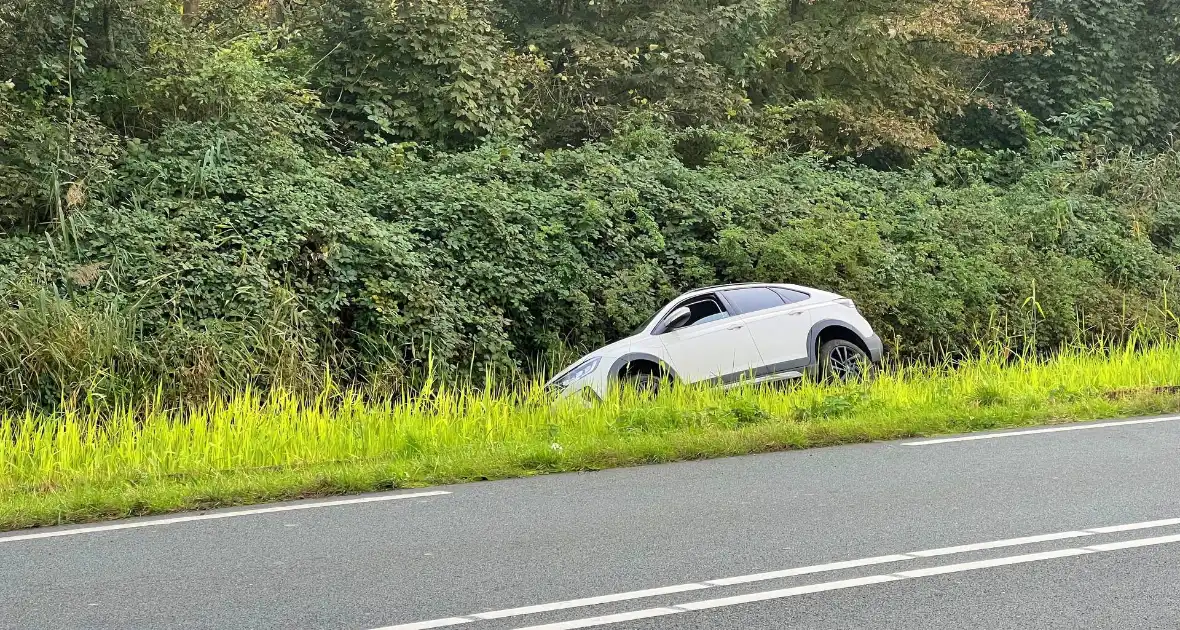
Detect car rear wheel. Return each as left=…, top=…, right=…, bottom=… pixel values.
left=818, top=339, right=870, bottom=382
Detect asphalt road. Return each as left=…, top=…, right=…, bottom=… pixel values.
left=3, top=415, right=1180, bottom=630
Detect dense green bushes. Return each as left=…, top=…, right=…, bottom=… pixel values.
left=1, top=0, right=1178, bottom=408
left=2, top=120, right=1180, bottom=406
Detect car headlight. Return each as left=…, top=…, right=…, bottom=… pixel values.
left=552, top=357, right=602, bottom=388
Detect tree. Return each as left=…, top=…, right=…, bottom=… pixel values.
left=309, top=0, right=532, bottom=148
left=994, top=0, right=1180, bottom=149
left=498, top=0, right=762, bottom=146
left=500, top=0, right=1045, bottom=153
left=747, top=0, right=1046, bottom=154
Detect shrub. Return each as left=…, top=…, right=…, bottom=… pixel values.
left=2, top=124, right=1180, bottom=407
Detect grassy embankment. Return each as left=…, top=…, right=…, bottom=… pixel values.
left=3, top=342, right=1180, bottom=531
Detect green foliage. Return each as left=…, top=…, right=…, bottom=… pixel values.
left=995, top=0, right=1180, bottom=150
left=6, top=339, right=1180, bottom=528
left=0, top=86, right=121, bottom=234
left=743, top=0, right=1044, bottom=154
left=310, top=0, right=530, bottom=147
left=1, top=0, right=1179, bottom=409
left=3, top=121, right=1180, bottom=407
left=500, top=0, right=760, bottom=146
left=501, top=0, right=1044, bottom=153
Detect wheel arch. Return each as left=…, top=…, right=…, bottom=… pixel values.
left=609, top=353, right=678, bottom=382
left=807, top=320, right=873, bottom=362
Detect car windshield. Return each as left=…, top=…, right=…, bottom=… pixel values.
left=632, top=313, right=658, bottom=336
left=631, top=296, right=727, bottom=335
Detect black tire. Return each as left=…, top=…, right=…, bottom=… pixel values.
left=625, top=371, right=662, bottom=395
left=818, top=339, right=870, bottom=382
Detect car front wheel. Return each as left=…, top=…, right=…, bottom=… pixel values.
left=626, top=371, right=662, bottom=395
left=818, top=340, right=870, bottom=382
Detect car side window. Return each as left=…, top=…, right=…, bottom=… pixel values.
left=772, top=288, right=811, bottom=304
left=722, top=287, right=786, bottom=315
left=667, top=296, right=729, bottom=331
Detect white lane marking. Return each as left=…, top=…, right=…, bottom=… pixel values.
left=512, top=608, right=681, bottom=630
left=470, top=584, right=710, bottom=620
left=893, top=548, right=1093, bottom=578
left=377, top=515, right=1180, bottom=630
left=1085, top=532, right=1180, bottom=552
left=510, top=532, right=1180, bottom=629
left=677, top=575, right=901, bottom=611
left=902, top=415, right=1180, bottom=446
left=0, top=491, right=451, bottom=543
left=907, top=531, right=1091, bottom=557
left=704, top=555, right=913, bottom=586
left=371, top=619, right=472, bottom=630
left=1087, top=517, right=1180, bottom=534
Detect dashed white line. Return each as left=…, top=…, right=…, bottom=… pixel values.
left=0, top=491, right=451, bottom=543
left=901, top=415, right=1180, bottom=445
left=376, top=515, right=1180, bottom=630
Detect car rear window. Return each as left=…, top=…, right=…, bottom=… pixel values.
left=772, top=288, right=811, bottom=304
left=722, top=288, right=786, bottom=314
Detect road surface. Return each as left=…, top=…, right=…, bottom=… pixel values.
left=3, top=415, right=1180, bottom=629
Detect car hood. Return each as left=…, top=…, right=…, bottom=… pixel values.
left=594, top=333, right=645, bottom=358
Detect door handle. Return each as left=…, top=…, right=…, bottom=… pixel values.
left=727, top=324, right=744, bottom=330
left=787, top=311, right=804, bottom=316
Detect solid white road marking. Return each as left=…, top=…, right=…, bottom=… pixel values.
left=704, top=555, right=912, bottom=586
left=893, top=548, right=1093, bottom=578
left=508, top=532, right=1180, bottom=630
left=469, top=584, right=710, bottom=620
left=907, top=531, right=1091, bottom=557
left=1087, top=517, right=1180, bottom=534
left=371, top=619, right=472, bottom=630
left=677, top=575, right=901, bottom=611
left=0, top=491, right=451, bottom=544
left=376, top=515, right=1180, bottom=630
left=512, top=608, right=682, bottom=630
left=1085, top=532, right=1180, bottom=552
left=901, top=415, right=1180, bottom=446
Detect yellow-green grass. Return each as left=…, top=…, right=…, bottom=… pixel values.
left=3, top=342, right=1180, bottom=531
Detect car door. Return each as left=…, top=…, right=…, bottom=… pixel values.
left=719, top=287, right=816, bottom=375
left=656, top=294, right=764, bottom=383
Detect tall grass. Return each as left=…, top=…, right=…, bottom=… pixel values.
left=3, top=265, right=1180, bottom=416
left=0, top=280, right=332, bottom=409
left=3, top=340, right=1180, bottom=530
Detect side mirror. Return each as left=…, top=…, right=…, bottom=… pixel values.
left=657, top=306, right=692, bottom=334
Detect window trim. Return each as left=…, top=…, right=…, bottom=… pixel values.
left=654, top=293, right=730, bottom=335
left=771, top=287, right=812, bottom=305
left=719, top=286, right=788, bottom=316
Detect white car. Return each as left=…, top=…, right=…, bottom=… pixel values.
left=547, top=283, right=882, bottom=398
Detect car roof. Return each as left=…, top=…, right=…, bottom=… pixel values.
left=632, top=282, right=836, bottom=336
left=675, top=282, right=818, bottom=300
